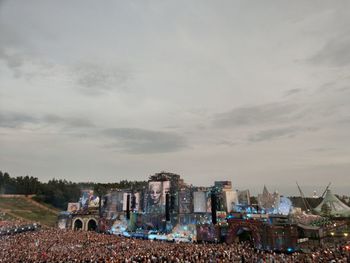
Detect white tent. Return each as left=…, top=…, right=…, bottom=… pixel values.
left=314, top=189, right=350, bottom=217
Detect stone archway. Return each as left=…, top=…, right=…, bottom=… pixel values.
left=73, top=219, right=83, bottom=230
left=236, top=227, right=253, bottom=242
left=226, top=219, right=262, bottom=248
left=87, top=219, right=98, bottom=231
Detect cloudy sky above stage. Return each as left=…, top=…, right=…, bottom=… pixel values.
left=1, top=1, right=350, bottom=196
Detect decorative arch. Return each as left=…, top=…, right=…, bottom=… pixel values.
left=87, top=218, right=98, bottom=231
left=226, top=220, right=262, bottom=248
left=73, top=218, right=84, bottom=230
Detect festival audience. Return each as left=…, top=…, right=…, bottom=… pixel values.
left=0, top=219, right=31, bottom=231
left=0, top=228, right=348, bottom=262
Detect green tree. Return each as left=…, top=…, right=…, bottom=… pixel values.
left=321, top=203, right=331, bottom=217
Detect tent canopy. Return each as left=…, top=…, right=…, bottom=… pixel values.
left=314, top=189, right=350, bottom=217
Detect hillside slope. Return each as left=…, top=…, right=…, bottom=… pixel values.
left=0, top=195, right=58, bottom=227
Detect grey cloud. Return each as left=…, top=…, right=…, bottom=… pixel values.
left=0, top=19, right=22, bottom=50
left=196, top=124, right=207, bottom=130
left=248, top=126, right=319, bottom=143
left=163, top=125, right=180, bottom=129
left=0, top=48, right=23, bottom=78
left=0, top=48, right=54, bottom=81
left=311, top=36, right=350, bottom=67
left=102, top=128, right=187, bottom=154
left=248, top=127, right=297, bottom=142
left=213, top=103, right=300, bottom=128
left=318, top=81, right=337, bottom=92
left=0, top=49, right=22, bottom=67
left=336, top=86, right=350, bottom=93
left=284, top=88, right=302, bottom=96
left=65, top=118, right=94, bottom=128
left=308, top=81, right=350, bottom=119
left=0, top=112, right=94, bottom=129
left=42, top=114, right=94, bottom=128
left=42, top=114, right=63, bottom=124
left=0, top=112, right=38, bottom=128
left=0, top=15, right=31, bottom=78
left=217, top=140, right=237, bottom=147
left=74, top=63, right=131, bottom=96
left=308, top=147, right=335, bottom=153
left=316, top=81, right=350, bottom=93
left=337, top=117, right=350, bottom=125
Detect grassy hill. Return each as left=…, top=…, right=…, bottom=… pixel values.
left=0, top=195, right=59, bottom=227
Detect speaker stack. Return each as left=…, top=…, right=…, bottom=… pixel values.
left=211, top=191, right=217, bottom=225
left=165, top=193, right=170, bottom=221
left=126, top=194, right=130, bottom=220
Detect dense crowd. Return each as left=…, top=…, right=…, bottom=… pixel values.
left=0, top=219, right=29, bottom=231
left=0, top=228, right=349, bottom=262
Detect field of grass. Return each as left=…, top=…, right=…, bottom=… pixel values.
left=0, top=197, right=58, bottom=227
left=0, top=211, right=16, bottom=221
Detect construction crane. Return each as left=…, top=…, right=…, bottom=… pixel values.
left=321, top=182, right=331, bottom=198
left=296, top=181, right=313, bottom=213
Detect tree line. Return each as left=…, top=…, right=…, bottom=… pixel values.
left=0, top=171, right=147, bottom=210
left=2, top=170, right=349, bottom=212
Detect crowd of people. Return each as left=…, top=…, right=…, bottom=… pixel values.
left=0, top=213, right=41, bottom=237
left=0, top=228, right=349, bottom=262
left=0, top=218, right=29, bottom=231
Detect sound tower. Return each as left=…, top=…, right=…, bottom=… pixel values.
left=131, top=194, right=136, bottom=210
left=170, top=195, right=176, bottom=212
left=126, top=194, right=130, bottom=220
left=165, top=193, right=170, bottom=221
left=211, top=191, right=217, bottom=225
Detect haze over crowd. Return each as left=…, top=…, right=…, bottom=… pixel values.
left=1, top=1, right=350, bottom=196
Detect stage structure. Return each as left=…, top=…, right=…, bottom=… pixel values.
left=59, top=171, right=340, bottom=252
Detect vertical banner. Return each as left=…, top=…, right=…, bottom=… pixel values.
left=122, top=192, right=129, bottom=211
left=147, top=181, right=171, bottom=213
left=179, top=189, right=192, bottom=214
left=193, top=191, right=206, bottom=213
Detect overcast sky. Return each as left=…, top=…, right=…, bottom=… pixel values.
left=1, top=0, right=350, bottom=196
